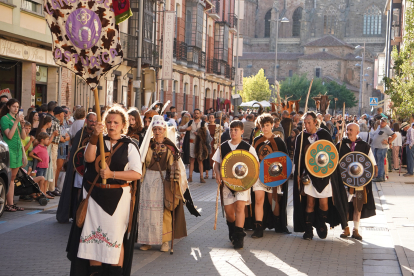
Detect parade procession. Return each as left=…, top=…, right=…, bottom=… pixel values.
left=0, top=0, right=413, bottom=275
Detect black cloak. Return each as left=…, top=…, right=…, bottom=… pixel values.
left=281, top=118, right=293, bottom=142
left=56, top=127, right=89, bottom=223
left=336, top=138, right=376, bottom=220
left=66, top=137, right=140, bottom=276
left=293, top=128, right=348, bottom=232
left=245, top=135, right=289, bottom=232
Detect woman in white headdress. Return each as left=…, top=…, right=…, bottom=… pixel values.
left=138, top=115, right=200, bottom=252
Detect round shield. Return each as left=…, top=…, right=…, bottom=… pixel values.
left=253, top=129, right=262, bottom=139
left=305, top=140, right=339, bottom=177
left=339, top=152, right=374, bottom=188
left=221, top=149, right=259, bottom=192
left=272, top=130, right=284, bottom=138
left=73, top=146, right=86, bottom=176
left=259, top=151, right=292, bottom=187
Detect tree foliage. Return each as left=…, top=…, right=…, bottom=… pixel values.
left=279, top=74, right=357, bottom=110
left=325, top=81, right=358, bottom=111
left=239, top=69, right=271, bottom=102
left=383, top=1, right=414, bottom=118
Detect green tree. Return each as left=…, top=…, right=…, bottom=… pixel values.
left=279, top=74, right=326, bottom=108
left=383, top=0, right=414, bottom=118
left=239, top=69, right=271, bottom=102
left=325, top=81, right=358, bottom=111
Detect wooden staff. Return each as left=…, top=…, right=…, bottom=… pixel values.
left=93, top=88, right=106, bottom=184
left=214, top=112, right=223, bottom=230
left=338, top=102, right=346, bottom=152
left=170, top=160, right=176, bottom=254
left=297, top=79, right=314, bottom=195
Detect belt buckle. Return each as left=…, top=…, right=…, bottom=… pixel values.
left=105, top=184, right=110, bottom=188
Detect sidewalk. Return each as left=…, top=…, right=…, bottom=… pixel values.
left=375, top=172, right=414, bottom=276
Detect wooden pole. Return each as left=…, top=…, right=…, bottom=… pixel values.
left=93, top=88, right=106, bottom=184
left=297, top=79, right=314, bottom=195
left=214, top=113, right=223, bottom=230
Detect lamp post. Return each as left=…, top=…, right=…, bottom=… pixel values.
left=355, top=42, right=367, bottom=117
left=273, top=13, right=289, bottom=109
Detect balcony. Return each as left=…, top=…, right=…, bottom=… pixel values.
left=120, top=32, right=137, bottom=61
left=207, top=58, right=232, bottom=79
left=208, top=0, right=220, bottom=20
left=175, top=41, right=187, bottom=63
left=187, top=46, right=206, bottom=70
left=228, top=13, right=238, bottom=33
left=142, top=40, right=159, bottom=66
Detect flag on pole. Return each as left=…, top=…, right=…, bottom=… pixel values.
left=112, top=0, right=133, bottom=24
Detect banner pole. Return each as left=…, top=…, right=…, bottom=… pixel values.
left=93, top=88, right=106, bottom=184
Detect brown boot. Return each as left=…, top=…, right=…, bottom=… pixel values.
left=188, top=176, right=192, bottom=182
left=340, top=226, right=350, bottom=238
left=352, top=229, right=362, bottom=240
left=200, top=177, right=206, bottom=183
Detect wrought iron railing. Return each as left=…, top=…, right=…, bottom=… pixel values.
left=173, top=38, right=177, bottom=58
left=120, top=32, right=137, bottom=60
left=224, top=63, right=231, bottom=79
left=228, top=13, right=238, bottom=29
left=142, top=40, right=159, bottom=66
left=200, top=51, right=206, bottom=69
left=231, top=67, right=236, bottom=80
left=176, top=41, right=187, bottom=62
left=187, top=46, right=201, bottom=67
left=209, top=0, right=220, bottom=16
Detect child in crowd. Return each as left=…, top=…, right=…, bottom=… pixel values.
left=30, top=132, right=53, bottom=199
left=22, top=121, right=35, bottom=171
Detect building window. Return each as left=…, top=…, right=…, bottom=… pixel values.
left=391, top=8, right=400, bottom=39
left=183, top=83, right=187, bottom=110
left=292, top=7, right=302, bottom=37
left=324, top=6, right=338, bottom=35
left=363, top=5, right=382, bottom=36
left=185, top=2, right=203, bottom=48
left=160, top=80, right=164, bottom=103
left=172, top=81, right=177, bottom=106
left=214, top=22, right=229, bottom=62
left=315, top=68, right=321, bottom=78
left=264, top=10, right=271, bottom=38
left=113, top=77, right=118, bottom=103
left=289, top=70, right=293, bottom=77
left=21, top=0, right=43, bottom=15
left=193, top=85, right=197, bottom=109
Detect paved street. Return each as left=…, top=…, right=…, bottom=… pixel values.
left=0, top=172, right=412, bottom=276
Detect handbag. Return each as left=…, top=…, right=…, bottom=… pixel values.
left=76, top=141, right=124, bottom=228
left=16, top=123, right=28, bottom=168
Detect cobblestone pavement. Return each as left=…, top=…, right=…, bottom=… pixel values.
left=0, top=172, right=406, bottom=276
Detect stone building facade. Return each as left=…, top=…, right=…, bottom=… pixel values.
left=238, top=0, right=387, bottom=114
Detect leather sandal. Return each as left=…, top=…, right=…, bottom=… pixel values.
left=11, top=204, right=24, bottom=211
left=5, top=205, right=16, bottom=212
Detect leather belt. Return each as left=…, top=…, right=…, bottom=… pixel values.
left=52, top=142, right=59, bottom=145
left=95, top=183, right=130, bottom=189
left=190, top=139, right=195, bottom=143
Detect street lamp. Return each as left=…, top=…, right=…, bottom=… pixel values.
left=273, top=13, right=289, bottom=108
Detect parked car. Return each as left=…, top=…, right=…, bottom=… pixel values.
left=0, top=136, right=11, bottom=217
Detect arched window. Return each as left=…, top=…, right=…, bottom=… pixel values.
left=364, top=5, right=382, bottom=36
left=324, top=6, right=338, bottom=35
left=264, top=10, right=271, bottom=38
left=292, top=7, right=303, bottom=37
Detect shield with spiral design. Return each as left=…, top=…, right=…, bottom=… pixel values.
left=221, top=150, right=259, bottom=192
left=339, top=152, right=373, bottom=188
left=259, top=152, right=292, bottom=187
left=305, top=140, right=339, bottom=177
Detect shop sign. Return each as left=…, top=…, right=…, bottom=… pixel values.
left=0, top=39, right=57, bottom=67
left=162, top=11, right=175, bottom=80
left=44, top=0, right=124, bottom=89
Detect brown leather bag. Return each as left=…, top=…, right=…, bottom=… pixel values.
left=75, top=142, right=124, bottom=228
left=76, top=174, right=99, bottom=228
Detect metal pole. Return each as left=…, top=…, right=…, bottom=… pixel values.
left=274, top=11, right=279, bottom=104
left=234, top=0, right=241, bottom=117
left=135, top=0, right=144, bottom=109
left=58, top=67, right=62, bottom=105
left=358, top=44, right=364, bottom=117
